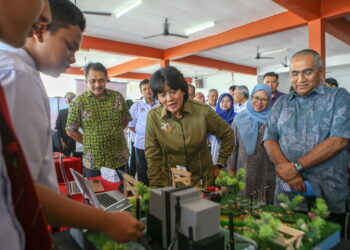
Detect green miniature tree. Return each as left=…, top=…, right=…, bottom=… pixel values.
left=215, top=168, right=246, bottom=195
left=87, top=232, right=128, bottom=250
left=277, top=193, right=304, bottom=214
left=243, top=212, right=281, bottom=249
left=292, top=216, right=326, bottom=241
left=311, top=198, right=329, bottom=219
left=129, top=182, right=150, bottom=217
left=292, top=199, right=329, bottom=242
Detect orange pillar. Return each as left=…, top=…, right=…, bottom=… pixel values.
left=160, top=60, right=170, bottom=67
left=308, top=18, right=326, bottom=70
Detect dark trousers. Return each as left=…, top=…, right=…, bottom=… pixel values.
left=129, top=142, right=137, bottom=177
left=135, top=148, right=149, bottom=186
left=83, top=167, right=101, bottom=178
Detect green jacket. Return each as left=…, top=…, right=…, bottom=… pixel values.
left=145, top=99, right=234, bottom=188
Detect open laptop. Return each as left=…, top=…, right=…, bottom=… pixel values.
left=58, top=155, right=104, bottom=196
left=70, top=168, right=131, bottom=211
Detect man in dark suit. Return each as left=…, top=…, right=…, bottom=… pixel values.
left=55, top=92, right=76, bottom=156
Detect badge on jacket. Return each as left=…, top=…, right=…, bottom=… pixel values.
left=161, top=122, right=171, bottom=132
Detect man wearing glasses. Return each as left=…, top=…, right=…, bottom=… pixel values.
left=263, top=49, right=350, bottom=232
left=67, top=62, right=131, bottom=178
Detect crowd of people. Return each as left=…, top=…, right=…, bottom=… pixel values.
left=0, top=0, right=349, bottom=248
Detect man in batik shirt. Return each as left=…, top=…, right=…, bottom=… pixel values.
left=67, top=62, right=131, bottom=176
left=263, top=49, right=350, bottom=231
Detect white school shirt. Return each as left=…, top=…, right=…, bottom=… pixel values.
left=0, top=43, right=58, bottom=190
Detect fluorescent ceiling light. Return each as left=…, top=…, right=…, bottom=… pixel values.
left=185, top=21, right=215, bottom=35
left=115, top=0, right=142, bottom=18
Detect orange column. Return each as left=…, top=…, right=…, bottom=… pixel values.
left=308, top=18, right=326, bottom=70
left=160, top=60, right=170, bottom=67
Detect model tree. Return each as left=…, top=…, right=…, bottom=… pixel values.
left=129, top=182, right=150, bottom=217
left=277, top=193, right=304, bottom=214
left=243, top=212, right=281, bottom=249
left=215, top=168, right=246, bottom=195
left=292, top=198, right=329, bottom=241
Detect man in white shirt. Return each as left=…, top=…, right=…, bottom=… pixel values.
left=207, top=88, right=218, bottom=110
left=0, top=0, right=87, bottom=189
left=233, top=85, right=249, bottom=113
left=128, top=79, right=158, bottom=185
left=0, top=1, right=144, bottom=247
left=0, top=1, right=52, bottom=248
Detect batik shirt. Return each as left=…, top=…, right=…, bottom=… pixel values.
left=263, top=85, right=350, bottom=213
left=67, top=89, right=131, bottom=170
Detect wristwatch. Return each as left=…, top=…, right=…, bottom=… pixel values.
left=293, top=161, right=303, bottom=172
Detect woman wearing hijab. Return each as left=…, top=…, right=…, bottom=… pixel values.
left=227, top=84, right=275, bottom=204
left=210, top=93, right=236, bottom=164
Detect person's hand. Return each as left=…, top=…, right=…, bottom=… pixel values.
left=275, top=162, right=298, bottom=182
left=227, top=168, right=235, bottom=176
left=101, top=211, right=145, bottom=242
left=213, top=164, right=225, bottom=177
left=61, top=140, right=67, bottom=150
left=287, top=174, right=305, bottom=192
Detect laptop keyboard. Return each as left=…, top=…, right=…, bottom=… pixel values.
left=96, top=193, right=118, bottom=207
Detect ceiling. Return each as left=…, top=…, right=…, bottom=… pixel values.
left=70, top=0, right=350, bottom=79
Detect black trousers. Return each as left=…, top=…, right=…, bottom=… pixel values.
left=135, top=148, right=149, bottom=186
left=128, top=142, right=137, bottom=177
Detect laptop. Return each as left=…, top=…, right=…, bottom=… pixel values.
left=58, top=155, right=104, bottom=196
left=70, top=168, right=131, bottom=211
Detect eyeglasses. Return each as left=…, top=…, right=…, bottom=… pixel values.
left=87, top=78, right=106, bottom=84
left=252, top=96, right=269, bottom=103
left=290, top=69, right=315, bottom=78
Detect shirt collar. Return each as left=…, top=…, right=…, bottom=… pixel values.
left=87, top=89, right=110, bottom=98
left=141, top=97, right=157, bottom=106
left=288, top=85, right=324, bottom=100
left=0, top=42, right=37, bottom=70
left=160, top=99, right=192, bottom=119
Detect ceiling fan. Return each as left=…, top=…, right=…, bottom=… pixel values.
left=143, top=18, right=189, bottom=39
left=243, top=46, right=276, bottom=61
left=73, top=0, right=112, bottom=16
left=281, top=56, right=289, bottom=67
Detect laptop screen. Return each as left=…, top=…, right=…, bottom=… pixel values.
left=58, top=155, right=72, bottom=194
left=70, top=169, right=101, bottom=208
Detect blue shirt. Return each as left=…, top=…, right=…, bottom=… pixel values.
left=128, top=98, right=159, bottom=149
left=264, top=85, right=350, bottom=213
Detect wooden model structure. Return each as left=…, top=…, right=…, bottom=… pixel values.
left=272, top=224, right=305, bottom=250
left=123, top=174, right=139, bottom=197
left=171, top=168, right=192, bottom=187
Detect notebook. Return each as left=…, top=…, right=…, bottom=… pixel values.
left=70, top=169, right=131, bottom=211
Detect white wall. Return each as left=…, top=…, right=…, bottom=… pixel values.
left=196, top=72, right=258, bottom=98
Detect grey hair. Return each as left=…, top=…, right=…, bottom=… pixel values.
left=236, top=85, right=249, bottom=98
left=290, top=49, right=323, bottom=72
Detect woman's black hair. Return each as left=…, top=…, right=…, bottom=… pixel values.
left=150, top=66, right=188, bottom=101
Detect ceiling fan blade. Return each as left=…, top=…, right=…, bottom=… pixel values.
left=258, top=56, right=274, bottom=59
left=143, top=33, right=165, bottom=39
left=261, top=48, right=290, bottom=56
left=241, top=57, right=255, bottom=61
left=82, top=11, right=112, bottom=16
left=168, top=33, right=189, bottom=38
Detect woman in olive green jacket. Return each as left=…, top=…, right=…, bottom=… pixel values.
left=145, top=66, right=234, bottom=188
